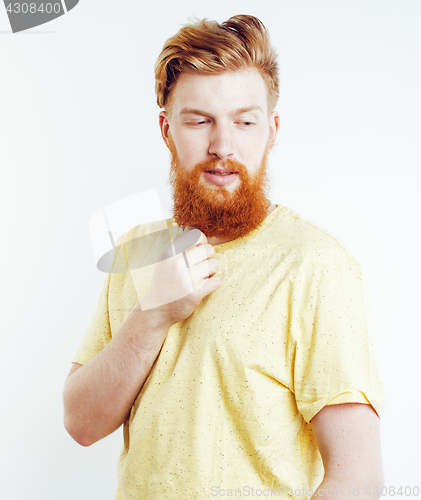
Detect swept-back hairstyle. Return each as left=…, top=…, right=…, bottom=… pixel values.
left=154, top=15, right=279, bottom=112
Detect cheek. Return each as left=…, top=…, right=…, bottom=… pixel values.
left=243, top=144, right=267, bottom=171
left=173, top=134, right=205, bottom=167
left=176, top=145, right=200, bottom=169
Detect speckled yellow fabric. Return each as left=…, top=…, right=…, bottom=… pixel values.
left=72, top=205, right=385, bottom=500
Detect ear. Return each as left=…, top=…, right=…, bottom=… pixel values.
left=269, top=110, right=280, bottom=146
left=159, top=111, right=170, bottom=148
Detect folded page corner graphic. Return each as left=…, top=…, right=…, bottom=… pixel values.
left=90, top=189, right=168, bottom=273
left=4, top=0, right=80, bottom=33
left=63, top=0, right=79, bottom=12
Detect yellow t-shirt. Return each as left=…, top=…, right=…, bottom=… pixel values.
left=72, top=205, right=385, bottom=500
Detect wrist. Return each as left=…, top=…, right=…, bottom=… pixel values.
left=123, top=302, right=171, bottom=354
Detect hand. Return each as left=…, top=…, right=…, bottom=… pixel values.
left=139, top=226, right=221, bottom=328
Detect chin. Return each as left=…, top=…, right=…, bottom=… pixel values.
left=209, top=186, right=238, bottom=202
left=202, top=179, right=240, bottom=193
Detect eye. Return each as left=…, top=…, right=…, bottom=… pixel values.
left=186, top=119, right=209, bottom=126
left=237, top=121, right=255, bottom=127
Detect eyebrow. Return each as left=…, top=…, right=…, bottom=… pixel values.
left=179, top=105, right=263, bottom=117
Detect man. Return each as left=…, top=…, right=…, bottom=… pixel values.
left=63, top=15, right=385, bottom=499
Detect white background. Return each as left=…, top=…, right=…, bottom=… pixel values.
left=0, top=0, right=420, bottom=498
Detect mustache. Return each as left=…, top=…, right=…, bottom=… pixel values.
left=192, top=158, right=249, bottom=177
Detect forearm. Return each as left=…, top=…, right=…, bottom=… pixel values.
left=63, top=305, right=169, bottom=446
left=310, top=403, right=384, bottom=500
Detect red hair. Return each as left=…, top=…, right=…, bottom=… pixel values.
left=154, top=15, right=279, bottom=112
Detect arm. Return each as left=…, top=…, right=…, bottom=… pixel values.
left=310, top=403, right=384, bottom=499
left=63, top=305, right=170, bottom=447
left=63, top=227, right=220, bottom=447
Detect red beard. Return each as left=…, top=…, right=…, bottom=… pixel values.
left=168, top=136, right=273, bottom=241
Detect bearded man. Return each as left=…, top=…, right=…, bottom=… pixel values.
left=63, top=15, right=385, bottom=500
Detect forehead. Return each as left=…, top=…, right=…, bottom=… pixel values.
left=171, top=69, right=269, bottom=115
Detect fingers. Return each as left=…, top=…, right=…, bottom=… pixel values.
left=196, top=276, right=221, bottom=297
left=185, top=243, right=214, bottom=268
left=140, top=226, right=220, bottom=317
left=179, top=229, right=218, bottom=283
left=190, top=257, right=219, bottom=282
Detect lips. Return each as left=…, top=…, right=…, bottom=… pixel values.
left=203, top=170, right=239, bottom=186
left=207, top=171, right=234, bottom=176
left=205, top=169, right=238, bottom=175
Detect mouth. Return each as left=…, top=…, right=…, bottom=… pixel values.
left=202, top=170, right=239, bottom=186
left=205, top=170, right=237, bottom=176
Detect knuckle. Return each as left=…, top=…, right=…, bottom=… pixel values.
left=208, top=258, right=218, bottom=270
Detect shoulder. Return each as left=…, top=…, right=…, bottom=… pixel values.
left=271, top=205, right=361, bottom=272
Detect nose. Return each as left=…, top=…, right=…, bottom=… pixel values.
left=208, top=122, right=234, bottom=160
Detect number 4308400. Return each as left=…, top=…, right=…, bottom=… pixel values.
left=365, top=486, right=419, bottom=496
left=5, top=3, right=62, bottom=14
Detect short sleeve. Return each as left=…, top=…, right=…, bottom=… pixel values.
left=71, top=271, right=113, bottom=366
left=71, top=231, right=129, bottom=366
left=293, top=263, right=386, bottom=423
